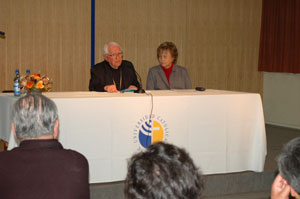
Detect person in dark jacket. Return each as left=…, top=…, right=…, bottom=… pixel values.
left=0, top=94, right=90, bottom=199
left=89, top=41, right=140, bottom=92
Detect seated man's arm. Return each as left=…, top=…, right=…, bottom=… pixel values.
left=89, top=67, right=105, bottom=92
left=67, top=152, right=90, bottom=198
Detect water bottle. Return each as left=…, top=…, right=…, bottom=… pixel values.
left=23, top=69, right=31, bottom=94
left=26, top=69, right=30, bottom=76
left=14, top=69, right=21, bottom=97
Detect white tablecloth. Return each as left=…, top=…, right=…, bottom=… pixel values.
left=0, top=90, right=267, bottom=183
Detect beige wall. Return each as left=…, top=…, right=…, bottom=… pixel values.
left=0, top=0, right=91, bottom=91
left=186, top=0, right=263, bottom=93
left=263, top=73, right=300, bottom=129
left=0, top=0, right=263, bottom=94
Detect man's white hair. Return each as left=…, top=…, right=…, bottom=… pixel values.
left=103, top=42, right=123, bottom=55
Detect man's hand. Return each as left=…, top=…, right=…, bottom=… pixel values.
left=104, top=85, right=119, bottom=93
left=128, top=85, right=138, bottom=90
left=271, top=174, right=291, bottom=199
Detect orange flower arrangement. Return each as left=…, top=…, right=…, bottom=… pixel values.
left=20, top=73, right=52, bottom=93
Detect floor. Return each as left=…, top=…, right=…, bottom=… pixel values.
left=264, top=124, right=300, bottom=172
left=205, top=124, right=300, bottom=199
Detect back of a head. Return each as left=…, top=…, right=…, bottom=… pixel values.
left=11, top=94, right=59, bottom=139
left=124, top=142, right=204, bottom=199
left=277, top=137, right=300, bottom=194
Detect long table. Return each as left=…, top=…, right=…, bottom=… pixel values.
left=0, top=90, right=267, bottom=183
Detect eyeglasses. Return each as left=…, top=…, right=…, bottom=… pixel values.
left=107, top=52, right=123, bottom=58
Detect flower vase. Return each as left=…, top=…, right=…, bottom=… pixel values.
left=27, top=89, right=41, bottom=95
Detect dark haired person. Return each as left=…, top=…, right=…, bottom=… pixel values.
left=89, top=41, right=140, bottom=93
left=124, top=142, right=204, bottom=199
left=0, top=94, right=89, bottom=199
left=146, top=41, right=192, bottom=90
left=271, top=137, right=300, bottom=199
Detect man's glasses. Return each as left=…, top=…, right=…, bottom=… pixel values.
left=107, top=52, right=123, bottom=58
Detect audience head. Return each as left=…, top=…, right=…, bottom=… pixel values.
left=157, top=41, right=178, bottom=68
left=277, top=137, right=300, bottom=197
left=11, top=94, right=59, bottom=140
left=104, top=41, right=123, bottom=69
left=124, top=142, right=204, bottom=199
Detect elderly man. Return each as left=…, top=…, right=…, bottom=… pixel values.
left=271, top=137, right=300, bottom=199
left=89, top=41, right=140, bottom=92
left=124, top=142, right=204, bottom=199
left=0, top=94, right=89, bottom=199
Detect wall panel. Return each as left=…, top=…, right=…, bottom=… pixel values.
left=0, top=0, right=263, bottom=94
left=0, top=0, right=90, bottom=92
left=186, top=0, right=263, bottom=93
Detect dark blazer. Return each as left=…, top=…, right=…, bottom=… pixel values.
left=146, top=64, right=192, bottom=90
left=0, top=139, right=89, bottom=199
left=89, top=60, right=140, bottom=92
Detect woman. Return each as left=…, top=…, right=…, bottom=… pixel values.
left=146, top=42, right=192, bottom=90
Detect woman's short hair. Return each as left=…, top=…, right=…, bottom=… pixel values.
left=124, top=142, right=204, bottom=199
left=11, top=94, right=59, bottom=139
left=157, top=41, right=178, bottom=64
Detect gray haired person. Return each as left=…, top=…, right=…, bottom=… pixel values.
left=89, top=41, right=140, bottom=92
left=103, top=41, right=123, bottom=56
left=271, top=137, right=300, bottom=199
left=0, top=94, right=90, bottom=199
left=11, top=93, right=59, bottom=139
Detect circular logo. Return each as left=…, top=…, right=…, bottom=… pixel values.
left=133, top=115, right=169, bottom=150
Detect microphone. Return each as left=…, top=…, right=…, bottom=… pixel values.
left=134, top=69, right=145, bottom=93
